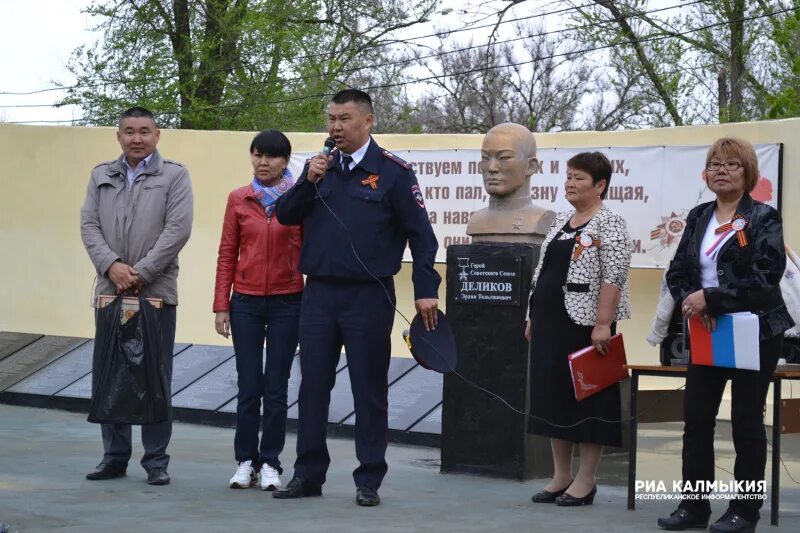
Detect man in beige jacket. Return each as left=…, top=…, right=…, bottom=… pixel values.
left=80, top=106, right=193, bottom=486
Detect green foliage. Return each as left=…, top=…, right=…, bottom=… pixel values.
left=57, top=0, right=438, bottom=131
left=766, top=2, right=800, bottom=118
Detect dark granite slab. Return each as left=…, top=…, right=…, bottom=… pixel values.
left=407, top=404, right=442, bottom=434
left=0, top=336, right=88, bottom=391
left=0, top=332, right=43, bottom=363
left=387, top=366, right=442, bottom=430
left=340, top=365, right=442, bottom=431
left=172, top=356, right=238, bottom=410
left=286, top=366, right=351, bottom=423
left=286, top=357, right=418, bottom=423
left=6, top=338, right=92, bottom=395
left=170, top=345, right=234, bottom=395
left=219, top=354, right=303, bottom=414
left=55, top=342, right=191, bottom=399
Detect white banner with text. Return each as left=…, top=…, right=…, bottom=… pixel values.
left=292, top=144, right=781, bottom=268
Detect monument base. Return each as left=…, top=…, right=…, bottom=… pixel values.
left=441, top=243, right=552, bottom=479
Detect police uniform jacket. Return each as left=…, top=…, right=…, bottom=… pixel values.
left=275, top=138, right=440, bottom=299
left=666, top=193, right=793, bottom=340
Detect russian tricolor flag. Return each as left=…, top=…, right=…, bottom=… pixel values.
left=688, top=312, right=760, bottom=371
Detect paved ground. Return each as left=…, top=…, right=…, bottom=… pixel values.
left=0, top=404, right=799, bottom=532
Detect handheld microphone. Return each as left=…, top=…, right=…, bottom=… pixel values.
left=322, top=137, right=336, bottom=156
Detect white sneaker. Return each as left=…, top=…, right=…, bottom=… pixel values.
left=229, top=460, right=257, bottom=489
left=259, top=463, right=281, bottom=491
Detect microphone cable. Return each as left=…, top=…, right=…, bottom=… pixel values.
left=307, top=152, right=686, bottom=431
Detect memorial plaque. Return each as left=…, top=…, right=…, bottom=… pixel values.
left=451, top=255, right=522, bottom=306
left=443, top=243, right=553, bottom=480
left=340, top=365, right=441, bottom=430
left=56, top=342, right=191, bottom=399
left=407, top=404, right=442, bottom=434
left=172, top=356, right=238, bottom=410
left=0, top=336, right=88, bottom=391
left=170, top=345, right=234, bottom=395
left=0, top=332, right=43, bottom=363
left=7, top=338, right=92, bottom=395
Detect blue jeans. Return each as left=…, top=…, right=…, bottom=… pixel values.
left=230, top=291, right=301, bottom=472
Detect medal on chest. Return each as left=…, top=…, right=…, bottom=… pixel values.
left=572, top=233, right=601, bottom=260
left=714, top=213, right=749, bottom=247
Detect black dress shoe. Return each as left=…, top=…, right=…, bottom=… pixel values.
left=86, top=463, right=126, bottom=480
left=356, top=486, right=380, bottom=507
left=555, top=485, right=597, bottom=506
left=272, top=477, right=323, bottom=499
left=657, top=508, right=710, bottom=530
left=531, top=485, right=569, bottom=503
left=146, top=467, right=170, bottom=485
left=709, top=510, right=756, bottom=533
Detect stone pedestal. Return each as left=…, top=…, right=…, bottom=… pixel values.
left=441, top=243, right=553, bottom=479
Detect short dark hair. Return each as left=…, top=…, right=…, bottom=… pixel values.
left=567, top=151, right=613, bottom=199
left=331, top=89, right=373, bottom=114
left=119, top=106, right=157, bottom=127
left=250, top=129, right=292, bottom=158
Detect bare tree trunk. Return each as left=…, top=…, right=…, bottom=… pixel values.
left=728, top=0, right=746, bottom=122
left=718, top=69, right=729, bottom=123
left=171, top=0, right=194, bottom=129
left=195, top=0, right=248, bottom=128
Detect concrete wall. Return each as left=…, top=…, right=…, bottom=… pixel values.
left=1, top=121, right=797, bottom=373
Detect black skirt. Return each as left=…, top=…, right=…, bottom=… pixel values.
left=527, top=222, right=622, bottom=447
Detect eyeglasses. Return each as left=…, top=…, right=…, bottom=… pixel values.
left=706, top=161, right=743, bottom=172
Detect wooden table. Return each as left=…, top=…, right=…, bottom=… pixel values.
left=625, top=364, right=800, bottom=526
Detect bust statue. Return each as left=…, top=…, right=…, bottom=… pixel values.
left=466, top=123, right=556, bottom=244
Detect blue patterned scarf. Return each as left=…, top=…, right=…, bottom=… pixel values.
left=252, top=168, right=294, bottom=216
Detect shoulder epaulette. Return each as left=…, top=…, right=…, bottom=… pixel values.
left=382, top=150, right=410, bottom=169
left=163, top=159, right=185, bottom=167
left=92, top=160, right=116, bottom=171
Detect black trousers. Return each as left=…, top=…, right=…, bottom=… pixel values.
left=293, top=277, right=395, bottom=490
left=678, top=334, right=782, bottom=522
left=101, top=305, right=176, bottom=471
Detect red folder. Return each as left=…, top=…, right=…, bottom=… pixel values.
left=568, top=334, right=628, bottom=401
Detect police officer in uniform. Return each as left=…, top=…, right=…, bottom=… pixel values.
left=273, top=89, right=440, bottom=506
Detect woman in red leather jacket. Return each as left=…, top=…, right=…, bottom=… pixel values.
left=213, top=130, right=303, bottom=491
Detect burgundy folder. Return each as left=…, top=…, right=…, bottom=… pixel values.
left=568, top=334, right=628, bottom=401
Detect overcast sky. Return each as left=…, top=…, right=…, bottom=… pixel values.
left=0, top=0, right=543, bottom=125
left=0, top=0, right=96, bottom=124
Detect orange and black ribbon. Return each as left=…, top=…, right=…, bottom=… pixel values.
left=714, top=213, right=748, bottom=247
left=572, top=233, right=602, bottom=260
left=361, top=174, right=379, bottom=189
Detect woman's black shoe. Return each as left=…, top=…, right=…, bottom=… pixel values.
left=531, top=485, right=569, bottom=503
left=555, top=485, right=597, bottom=506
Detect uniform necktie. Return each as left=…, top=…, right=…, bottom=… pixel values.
left=341, top=154, right=353, bottom=175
